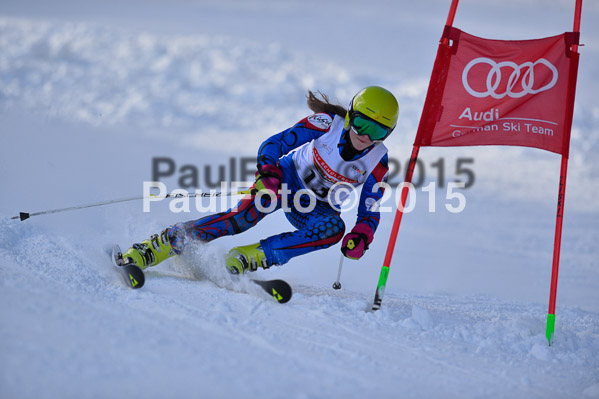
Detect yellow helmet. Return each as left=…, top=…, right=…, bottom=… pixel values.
left=344, top=86, right=399, bottom=142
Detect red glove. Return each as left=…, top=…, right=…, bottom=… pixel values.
left=253, top=164, right=283, bottom=195
left=341, top=224, right=374, bottom=260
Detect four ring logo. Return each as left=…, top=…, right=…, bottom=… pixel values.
left=462, top=57, right=559, bottom=99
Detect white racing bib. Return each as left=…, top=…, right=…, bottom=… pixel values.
left=293, top=114, right=387, bottom=206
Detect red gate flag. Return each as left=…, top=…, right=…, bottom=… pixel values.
left=372, top=0, right=583, bottom=346
left=415, top=27, right=580, bottom=156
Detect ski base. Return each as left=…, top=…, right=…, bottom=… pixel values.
left=110, top=245, right=145, bottom=289
left=118, top=263, right=145, bottom=289
left=251, top=279, right=292, bottom=304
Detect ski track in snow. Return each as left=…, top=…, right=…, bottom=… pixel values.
left=1, top=218, right=598, bottom=399
left=1, top=6, right=599, bottom=399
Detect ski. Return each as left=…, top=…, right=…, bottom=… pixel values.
left=251, top=279, right=292, bottom=304
left=108, top=245, right=291, bottom=302
left=110, top=245, right=145, bottom=289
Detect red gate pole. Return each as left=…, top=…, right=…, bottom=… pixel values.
left=372, top=146, right=420, bottom=310
left=445, top=0, right=459, bottom=27
left=546, top=0, right=583, bottom=345
left=372, top=0, right=460, bottom=311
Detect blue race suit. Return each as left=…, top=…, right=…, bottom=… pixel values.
left=168, top=112, right=389, bottom=266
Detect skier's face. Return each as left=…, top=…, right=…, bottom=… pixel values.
left=349, top=126, right=374, bottom=150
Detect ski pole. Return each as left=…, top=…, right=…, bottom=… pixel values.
left=10, top=189, right=253, bottom=222
left=332, top=254, right=344, bottom=290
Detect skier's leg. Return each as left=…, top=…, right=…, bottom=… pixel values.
left=122, top=194, right=278, bottom=269
left=168, top=195, right=276, bottom=252
left=229, top=194, right=345, bottom=270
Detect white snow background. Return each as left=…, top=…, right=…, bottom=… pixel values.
left=1, top=1, right=598, bottom=398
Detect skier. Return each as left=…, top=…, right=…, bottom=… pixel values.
left=119, top=86, right=399, bottom=274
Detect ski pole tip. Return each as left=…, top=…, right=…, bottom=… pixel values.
left=14, top=212, right=30, bottom=221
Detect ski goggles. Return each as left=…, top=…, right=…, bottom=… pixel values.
left=348, top=111, right=393, bottom=142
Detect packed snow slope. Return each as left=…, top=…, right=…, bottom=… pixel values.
left=1, top=1, right=598, bottom=398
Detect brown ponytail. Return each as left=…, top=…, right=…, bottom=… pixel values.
left=306, top=90, right=347, bottom=118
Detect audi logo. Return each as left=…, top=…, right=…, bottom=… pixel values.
left=462, top=57, right=559, bottom=99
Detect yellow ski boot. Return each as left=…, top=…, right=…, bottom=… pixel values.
left=225, top=242, right=271, bottom=274
left=121, top=228, right=176, bottom=270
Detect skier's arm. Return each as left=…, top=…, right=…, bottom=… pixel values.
left=256, top=113, right=333, bottom=167
left=341, top=155, right=389, bottom=259
left=356, top=159, right=389, bottom=232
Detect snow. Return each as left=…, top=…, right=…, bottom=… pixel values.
left=1, top=1, right=598, bottom=398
